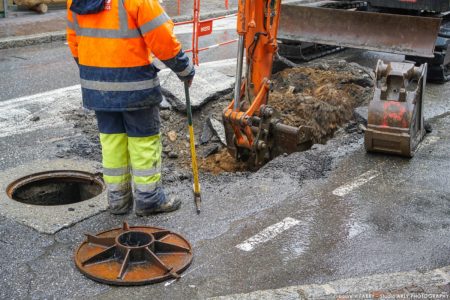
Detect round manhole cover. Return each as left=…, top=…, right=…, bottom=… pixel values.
left=6, top=170, right=105, bottom=206
left=74, top=222, right=193, bottom=285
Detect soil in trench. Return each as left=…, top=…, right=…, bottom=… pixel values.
left=269, top=60, right=373, bottom=144
left=60, top=59, right=373, bottom=174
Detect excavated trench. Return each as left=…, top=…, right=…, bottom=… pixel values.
left=60, top=60, right=373, bottom=175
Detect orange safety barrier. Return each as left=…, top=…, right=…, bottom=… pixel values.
left=173, top=0, right=237, bottom=65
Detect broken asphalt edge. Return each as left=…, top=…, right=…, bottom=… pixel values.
left=0, top=8, right=238, bottom=50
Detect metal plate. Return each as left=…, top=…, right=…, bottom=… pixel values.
left=74, top=222, right=193, bottom=285
left=279, top=4, right=441, bottom=58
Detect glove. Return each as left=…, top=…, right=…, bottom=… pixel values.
left=184, top=69, right=195, bottom=88
left=161, top=50, right=195, bottom=86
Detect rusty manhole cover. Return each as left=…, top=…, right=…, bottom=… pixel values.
left=74, top=222, right=193, bottom=285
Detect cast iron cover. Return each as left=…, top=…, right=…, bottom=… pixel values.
left=74, top=222, right=193, bottom=285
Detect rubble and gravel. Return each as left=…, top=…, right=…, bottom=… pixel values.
left=60, top=109, right=102, bottom=162
left=208, top=117, right=227, bottom=145
left=58, top=59, right=374, bottom=175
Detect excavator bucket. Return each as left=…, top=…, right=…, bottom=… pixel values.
left=365, top=60, right=427, bottom=157
left=223, top=110, right=312, bottom=167
left=278, top=4, right=441, bottom=58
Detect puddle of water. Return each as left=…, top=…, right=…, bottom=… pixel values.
left=279, top=219, right=311, bottom=263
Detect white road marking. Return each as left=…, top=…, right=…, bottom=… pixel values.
left=0, top=57, right=237, bottom=139
left=236, top=217, right=301, bottom=252
left=332, top=169, right=380, bottom=197
left=0, top=85, right=80, bottom=107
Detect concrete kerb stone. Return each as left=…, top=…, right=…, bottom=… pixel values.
left=0, top=159, right=107, bottom=234
left=0, top=9, right=238, bottom=50
left=0, top=30, right=66, bottom=50
left=160, top=65, right=234, bottom=111
left=211, top=266, right=450, bottom=299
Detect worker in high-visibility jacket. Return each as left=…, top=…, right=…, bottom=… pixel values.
left=66, top=0, right=194, bottom=216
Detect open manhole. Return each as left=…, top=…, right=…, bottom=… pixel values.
left=6, top=170, right=105, bottom=206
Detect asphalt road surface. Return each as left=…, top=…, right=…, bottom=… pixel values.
left=0, top=16, right=238, bottom=101
left=0, top=18, right=450, bottom=299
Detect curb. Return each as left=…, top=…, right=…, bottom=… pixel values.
left=210, top=265, right=450, bottom=299
left=0, top=8, right=237, bottom=50
left=0, top=31, right=66, bottom=50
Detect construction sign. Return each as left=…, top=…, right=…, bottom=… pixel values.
left=198, top=20, right=213, bottom=36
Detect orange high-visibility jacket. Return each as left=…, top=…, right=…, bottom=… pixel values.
left=67, top=0, right=194, bottom=111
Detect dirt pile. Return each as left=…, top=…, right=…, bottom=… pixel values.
left=269, top=62, right=373, bottom=144
left=198, top=149, right=248, bottom=174
left=159, top=101, right=248, bottom=174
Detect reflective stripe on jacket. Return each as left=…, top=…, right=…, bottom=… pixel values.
left=66, top=0, right=194, bottom=111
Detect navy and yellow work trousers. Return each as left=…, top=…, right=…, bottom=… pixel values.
left=95, top=107, right=166, bottom=214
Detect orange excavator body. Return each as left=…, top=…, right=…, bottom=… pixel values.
left=222, top=0, right=307, bottom=166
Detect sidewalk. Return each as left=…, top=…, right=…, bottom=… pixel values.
left=0, top=0, right=237, bottom=49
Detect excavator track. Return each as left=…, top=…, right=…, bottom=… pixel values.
left=406, top=15, right=450, bottom=83
left=278, top=43, right=344, bottom=62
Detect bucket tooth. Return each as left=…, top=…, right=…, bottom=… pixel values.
left=270, top=121, right=312, bottom=158
left=222, top=109, right=312, bottom=166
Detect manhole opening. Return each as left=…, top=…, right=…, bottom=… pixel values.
left=117, top=231, right=153, bottom=248
left=7, top=170, right=105, bottom=206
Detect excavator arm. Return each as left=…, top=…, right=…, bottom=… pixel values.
left=222, top=0, right=306, bottom=167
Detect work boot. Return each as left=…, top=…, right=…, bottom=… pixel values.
left=108, top=186, right=133, bottom=215
left=135, top=197, right=181, bottom=216
left=135, top=187, right=181, bottom=216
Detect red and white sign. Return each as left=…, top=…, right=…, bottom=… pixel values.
left=198, top=20, right=213, bottom=36
left=104, top=0, right=112, bottom=11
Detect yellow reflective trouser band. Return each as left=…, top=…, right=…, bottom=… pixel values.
left=100, top=133, right=131, bottom=185
left=128, top=134, right=162, bottom=190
